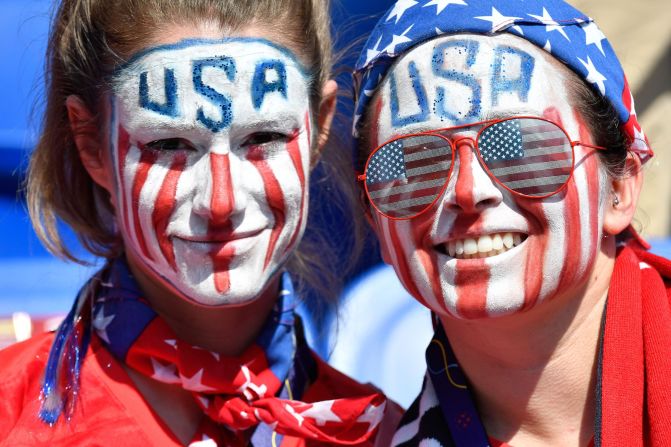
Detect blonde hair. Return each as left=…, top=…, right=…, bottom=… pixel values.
left=28, top=0, right=362, bottom=303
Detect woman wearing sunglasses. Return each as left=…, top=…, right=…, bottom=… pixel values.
left=353, top=0, right=671, bottom=445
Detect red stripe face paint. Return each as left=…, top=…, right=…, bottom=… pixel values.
left=367, top=33, right=607, bottom=318
left=108, top=39, right=312, bottom=306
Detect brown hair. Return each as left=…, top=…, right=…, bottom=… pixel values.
left=566, top=72, right=631, bottom=179
left=27, top=0, right=364, bottom=304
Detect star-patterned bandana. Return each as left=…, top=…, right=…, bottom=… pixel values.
left=352, top=0, right=652, bottom=163
left=40, top=258, right=387, bottom=446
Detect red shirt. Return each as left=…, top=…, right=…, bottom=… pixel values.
left=0, top=333, right=401, bottom=446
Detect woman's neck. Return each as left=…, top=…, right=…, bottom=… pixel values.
left=440, top=247, right=615, bottom=447
left=125, top=252, right=280, bottom=357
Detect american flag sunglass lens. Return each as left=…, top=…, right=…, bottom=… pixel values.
left=366, top=135, right=453, bottom=218
left=478, top=118, right=574, bottom=197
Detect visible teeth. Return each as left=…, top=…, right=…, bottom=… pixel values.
left=463, top=238, right=478, bottom=255
left=448, top=241, right=456, bottom=257
left=503, top=233, right=514, bottom=249
left=492, top=234, right=503, bottom=251
left=477, top=235, right=493, bottom=253
left=445, top=232, right=526, bottom=259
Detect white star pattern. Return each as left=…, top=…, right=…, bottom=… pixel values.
left=299, top=401, right=343, bottom=426
left=423, top=0, right=466, bottom=15
left=189, top=435, right=217, bottom=447
left=631, top=126, right=648, bottom=152
left=543, top=39, right=552, bottom=53
left=528, top=7, right=571, bottom=41
left=356, top=402, right=386, bottom=430
left=386, top=0, right=419, bottom=24
left=92, top=307, right=115, bottom=344
left=196, top=395, right=211, bottom=409
left=179, top=369, right=216, bottom=392
left=192, top=345, right=221, bottom=361
left=237, top=365, right=268, bottom=401
left=383, top=25, right=414, bottom=55
left=577, top=55, right=607, bottom=95
left=150, top=357, right=181, bottom=384
left=285, top=404, right=305, bottom=426
left=509, top=24, right=525, bottom=36
left=365, top=35, right=383, bottom=66
left=628, top=89, right=638, bottom=118
left=475, top=7, right=522, bottom=33
left=580, top=21, right=607, bottom=56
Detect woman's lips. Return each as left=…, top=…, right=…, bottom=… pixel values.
left=173, top=229, right=264, bottom=255
left=439, top=232, right=528, bottom=259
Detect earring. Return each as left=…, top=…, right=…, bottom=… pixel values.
left=612, top=195, right=620, bottom=207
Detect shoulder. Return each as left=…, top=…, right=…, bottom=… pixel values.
left=0, top=332, right=54, bottom=407
left=0, top=331, right=54, bottom=374
left=0, top=333, right=55, bottom=442
left=0, top=333, right=177, bottom=446
left=303, top=352, right=404, bottom=447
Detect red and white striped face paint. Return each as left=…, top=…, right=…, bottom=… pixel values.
left=109, top=38, right=313, bottom=306
left=369, top=34, right=606, bottom=319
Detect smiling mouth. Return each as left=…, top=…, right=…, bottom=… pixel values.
left=174, top=230, right=264, bottom=245
left=440, top=232, right=528, bottom=260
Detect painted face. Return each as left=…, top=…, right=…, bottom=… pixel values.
left=368, top=33, right=606, bottom=319
left=109, top=38, right=312, bottom=306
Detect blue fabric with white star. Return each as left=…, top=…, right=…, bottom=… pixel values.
left=92, top=257, right=298, bottom=381
left=352, top=0, right=651, bottom=160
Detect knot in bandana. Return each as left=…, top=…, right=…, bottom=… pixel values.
left=40, top=259, right=386, bottom=446
left=352, top=0, right=652, bottom=162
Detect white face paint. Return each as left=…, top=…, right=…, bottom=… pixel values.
left=109, top=38, right=313, bottom=306
left=369, top=33, right=605, bottom=319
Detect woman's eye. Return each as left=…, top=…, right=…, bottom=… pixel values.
left=242, top=132, right=289, bottom=147
left=142, top=138, right=196, bottom=152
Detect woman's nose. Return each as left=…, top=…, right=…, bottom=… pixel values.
left=192, top=152, right=236, bottom=226
left=441, top=138, right=503, bottom=213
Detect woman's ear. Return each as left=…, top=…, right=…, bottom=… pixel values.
left=602, top=154, right=644, bottom=236
left=66, top=95, right=114, bottom=193
left=315, top=79, right=338, bottom=153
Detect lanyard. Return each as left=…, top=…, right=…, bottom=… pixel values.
left=427, top=321, right=491, bottom=447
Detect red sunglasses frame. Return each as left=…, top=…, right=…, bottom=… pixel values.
left=357, top=116, right=607, bottom=221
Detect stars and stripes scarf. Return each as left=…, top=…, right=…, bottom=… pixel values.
left=391, top=245, right=671, bottom=446
left=40, top=258, right=386, bottom=446
left=352, top=0, right=652, bottom=164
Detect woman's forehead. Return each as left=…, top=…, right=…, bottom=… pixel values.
left=372, top=33, right=574, bottom=136
left=111, top=38, right=311, bottom=136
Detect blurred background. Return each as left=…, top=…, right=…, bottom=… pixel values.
left=1, top=0, right=669, bottom=408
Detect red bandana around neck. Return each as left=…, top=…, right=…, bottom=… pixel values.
left=42, top=258, right=387, bottom=446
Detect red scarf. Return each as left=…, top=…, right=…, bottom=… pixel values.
left=41, top=259, right=386, bottom=446
left=601, top=246, right=671, bottom=446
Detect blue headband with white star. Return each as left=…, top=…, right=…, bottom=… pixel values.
left=352, top=0, right=652, bottom=161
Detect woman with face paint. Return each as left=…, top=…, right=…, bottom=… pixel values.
left=0, top=1, right=402, bottom=446
left=353, top=0, right=671, bottom=446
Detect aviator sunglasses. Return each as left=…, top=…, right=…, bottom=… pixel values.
left=358, top=116, right=607, bottom=220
